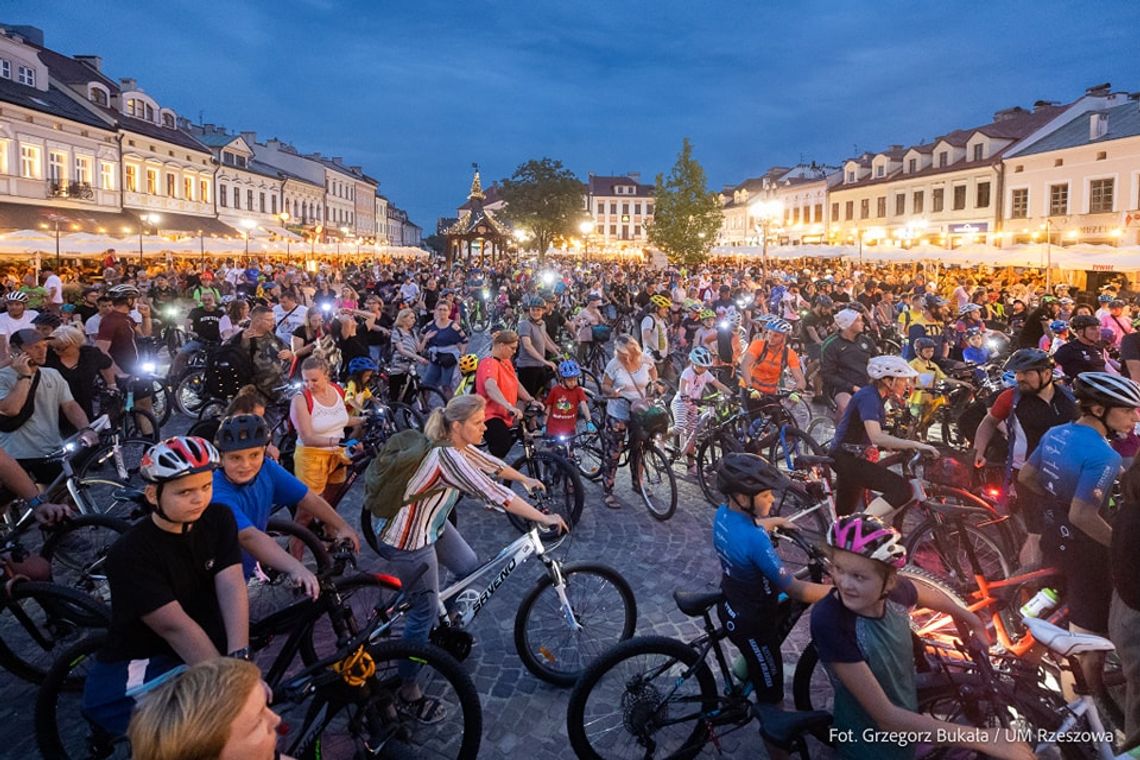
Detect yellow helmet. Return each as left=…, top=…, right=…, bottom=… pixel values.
left=459, top=353, right=480, bottom=374
left=650, top=294, right=672, bottom=310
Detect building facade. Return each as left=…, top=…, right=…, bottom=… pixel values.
left=189, top=124, right=287, bottom=235
left=586, top=173, right=654, bottom=249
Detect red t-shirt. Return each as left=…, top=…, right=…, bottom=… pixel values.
left=475, top=356, right=518, bottom=423
left=544, top=385, right=588, bottom=437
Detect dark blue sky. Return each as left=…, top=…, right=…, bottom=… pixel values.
left=19, top=1, right=1140, bottom=231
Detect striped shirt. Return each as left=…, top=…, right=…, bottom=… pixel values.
left=376, top=445, right=516, bottom=551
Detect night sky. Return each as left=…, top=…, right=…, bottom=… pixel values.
left=18, top=1, right=1140, bottom=230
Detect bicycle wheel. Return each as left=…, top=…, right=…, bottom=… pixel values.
left=391, top=401, right=424, bottom=431
left=807, top=415, right=836, bottom=448
left=572, top=431, right=605, bottom=482
left=899, top=564, right=972, bottom=641
left=144, top=379, right=172, bottom=427
left=121, top=408, right=159, bottom=442
left=35, top=633, right=129, bottom=760
left=415, top=385, right=448, bottom=415
left=567, top=635, right=719, bottom=760
left=782, top=393, right=813, bottom=430
left=695, top=433, right=741, bottom=506
left=792, top=642, right=831, bottom=713
left=39, top=514, right=130, bottom=604
left=766, top=426, right=825, bottom=473
left=769, top=488, right=830, bottom=580
left=247, top=518, right=333, bottom=628
left=298, top=574, right=398, bottom=666
left=75, top=437, right=152, bottom=487
left=637, top=443, right=677, bottom=521
left=0, top=580, right=110, bottom=683
left=174, top=369, right=208, bottom=416
left=904, top=516, right=1012, bottom=588
left=505, top=450, right=585, bottom=536
left=514, top=562, right=637, bottom=686
left=275, top=638, right=483, bottom=760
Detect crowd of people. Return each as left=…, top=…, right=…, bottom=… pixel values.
left=3, top=249, right=1140, bottom=758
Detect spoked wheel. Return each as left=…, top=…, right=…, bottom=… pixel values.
left=174, top=369, right=208, bottom=417
left=0, top=581, right=110, bottom=684
left=636, top=443, right=677, bottom=521
left=695, top=434, right=741, bottom=506
left=514, top=562, right=637, bottom=686
left=390, top=402, right=424, bottom=431
left=571, top=429, right=605, bottom=482
left=567, top=635, right=718, bottom=760
left=39, top=514, right=130, bottom=605
left=807, top=415, right=836, bottom=449
left=505, top=451, right=585, bottom=537
left=765, top=426, right=825, bottom=473
left=142, top=378, right=172, bottom=427
left=904, top=516, right=1012, bottom=588
left=121, top=408, right=160, bottom=442
left=414, top=385, right=448, bottom=415
left=247, top=518, right=332, bottom=629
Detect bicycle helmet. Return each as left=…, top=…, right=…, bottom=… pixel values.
left=1110, top=299, right=1126, bottom=309
left=1098, top=293, right=1114, bottom=303
left=716, top=452, right=788, bottom=497
left=924, top=294, right=947, bottom=310
left=958, top=303, right=981, bottom=317
left=964, top=327, right=984, bottom=338
left=827, top=513, right=907, bottom=568
left=833, top=309, right=860, bottom=331
left=1073, top=372, right=1140, bottom=409
left=766, top=318, right=793, bottom=335
left=684, top=299, right=702, bottom=313
left=689, top=347, right=714, bottom=367
left=914, top=337, right=937, bottom=352
left=107, top=284, right=140, bottom=299
left=32, top=312, right=62, bottom=328
left=1049, top=320, right=1069, bottom=333
left=347, top=356, right=379, bottom=375
left=525, top=295, right=546, bottom=309
left=140, top=436, right=220, bottom=484
left=812, top=295, right=834, bottom=309
left=214, top=414, right=272, bottom=453
left=587, top=292, right=603, bottom=303
left=1070, top=314, right=1100, bottom=331
left=699, top=309, right=716, bottom=320
left=867, top=355, right=919, bottom=380
left=557, top=359, right=581, bottom=379
left=650, top=294, right=672, bottom=310
left=4, top=291, right=27, bottom=303
left=458, top=354, right=480, bottom=374
left=1002, top=348, right=1053, bottom=372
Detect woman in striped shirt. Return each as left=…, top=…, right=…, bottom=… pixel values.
left=373, top=394, right=567, bottom=722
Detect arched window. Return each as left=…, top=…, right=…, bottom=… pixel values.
left=90, top=86, right=108, bottom=106
left=161, top=112, right=174, bottom=128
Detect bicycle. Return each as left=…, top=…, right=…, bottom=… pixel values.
left=606, top=397, right=678, bottom=520
left=365, top=509, right=637, bottom=687
left=565, top=527, right=831, bottom=759
left=500, top=404, right=586, bottom=535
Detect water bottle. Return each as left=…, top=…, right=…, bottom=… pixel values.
left=1019, top=588, right=1059, bottom=619
left=731, top=655, right=749, bottom=683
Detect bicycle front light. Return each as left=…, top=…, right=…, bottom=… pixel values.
left=163, top=306, right=177, bottom=318
left=141, top=361, right=157, bottom=374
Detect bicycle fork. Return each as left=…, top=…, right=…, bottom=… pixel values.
left=543, top=559, right=583, bottom=633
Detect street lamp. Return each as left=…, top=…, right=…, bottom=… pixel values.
left=241, top=219, right=257, bottom=260
left=138, top=212, right=161, bottom=266
left=578, top=219, right=593, bottom=260
left=278, top=212, right=291, bottom=261
left=337, top=226, right=349, bottom=257
left=749, top=199, right=784, bottom=273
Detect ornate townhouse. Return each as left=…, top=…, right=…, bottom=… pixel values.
left=586, top=173, right=654, bottom=250
left=718, top=164, right=840, bottom=246
left=187, top=124, right=290, bottom=237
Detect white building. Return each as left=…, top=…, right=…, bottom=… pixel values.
left=586, top=173, right=654, bottom=250
left=189, top=124, right=288, bottom=236
left=374, top=192, right=389, bottom=244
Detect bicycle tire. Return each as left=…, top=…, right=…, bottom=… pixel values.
left=695, top=433, right=742, bottom=506
left=35, top=633, right=127, bottom=760
left=807, top=415, right=836, bottom=448
left=904, top=516, right=1012, bottom=588
left=121, top=408, right=160, bottom=442
left=74, top=437, right=152, bottom=488
left=923, top=484, right=1017, bottom=558
left=638, top=443, right=677, bottom=521
left=145, top=379, right=172, bottom=427
left=277, top=638, right=483, bottom=760
left=765, top=426, right=825, bottom=473
left=247, top=518, right=334, bottom=627
left=514, top=562, right=637, bottom=686
left=39, top=513, right=130, bottom=604
left=295, top=574, right=396, bottom=669
left=792, top=642, right=826, bottom=712
left=505, top=450, right=585, bottom=535
left=572, top=433, right=605, bottom=482
left=0, top=580, right=110, bottom=684
left=390, top=401, right=423, bottom=431
left=566, top=635, right=719, bottom=760
left=898, top=564, right=972, bottom=640
left=415, top=385, right=448, bottom=415
left=173, top=369, right=208, bottom=416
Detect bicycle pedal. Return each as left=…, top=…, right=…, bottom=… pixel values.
left=429, top=626, right=474, bottom=661
left=707, top=701, right=751, bottom=726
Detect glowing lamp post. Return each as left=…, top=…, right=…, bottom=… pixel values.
left=138, top=212, right=161, bottom=266
left=578, top=219, right=594, bottom=260
left=241, top=219, right=257, bottom=260
left=749, top=199, right=784, bottom=273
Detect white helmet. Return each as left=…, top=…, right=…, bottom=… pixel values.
left=833, top=308, right=861, bottom=331
left=1074, top=372, right=1140, bottom=408
left=867, top=355, right=919, bottom=380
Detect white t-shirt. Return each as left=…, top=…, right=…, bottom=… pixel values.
left=273, top=303, right=307, bottom=345
left=43, top=274, right=63, bottom=304
left=677, top=366, right=717, bottom=400
left=0, top=309, right=37, bottom=337
left=85, top=313, right=103, bottom=338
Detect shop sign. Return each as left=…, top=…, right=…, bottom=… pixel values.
left=948, top=222, right=989, bottom=234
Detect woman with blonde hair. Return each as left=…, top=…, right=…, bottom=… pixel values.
left=389, top=306, right=429, bottom=404
left=290, top=355, right=362, bottom=508
left=128, top=657, right=288, bottom=760
left=369, top=393, right=565, bottom=719
left=600, top=334, right=661, bottom=509
left=46, top=324, right=115, bottom=423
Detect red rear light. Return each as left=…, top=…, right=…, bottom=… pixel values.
left=984, top=486, right=1001, bottom=499
left=277, top=721, right=290, bottom=735
left=374, top=573, right=402, bottom=590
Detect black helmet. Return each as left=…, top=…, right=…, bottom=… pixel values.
left=716, top=453, right=788, bottom=496
left=924, top=294, right=947, bottom=310
left=813, top=295, right=834, bottom=309
left=1003, top=348, right=1053, bottom=373
left=32, top=312, right=63, bottom=328
left=214, top=414, right=271, bottom=453
left=914, top=337, right=937, bottom=351
left=1071, top=314, right=1100, bottom=331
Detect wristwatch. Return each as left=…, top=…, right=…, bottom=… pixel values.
left=227, top=646, right=252, bottom=661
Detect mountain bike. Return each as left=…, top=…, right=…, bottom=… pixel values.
left=501, top=405, right=585, bottom=535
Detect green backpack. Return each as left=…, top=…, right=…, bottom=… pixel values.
left=364, top=429, right=447, bottom=520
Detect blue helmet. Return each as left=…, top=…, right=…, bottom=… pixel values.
left=557, top=359, right=582, bottom=379
left=347, top=356, right=378, bottom=375
left=1049, top=320, right=1069, bottom=333
left=1001, top=370, right=1017, bottom=388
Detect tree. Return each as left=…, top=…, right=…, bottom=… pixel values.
left=647, top=138, right=722, bottom=267
left=499, top=158, right=585, bottom=261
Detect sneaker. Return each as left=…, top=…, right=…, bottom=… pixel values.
left=603, top=494, right=621, bottom=509
left=396, top=693, right=448, bottom=725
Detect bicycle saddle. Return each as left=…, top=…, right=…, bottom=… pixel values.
left=672, top=589, right=723, bottom=617
left=754, top=704, right=832, bottom=748
left=1022, top=617, right=1115, bottom=657
left=791, top=454, right=833, bottom=470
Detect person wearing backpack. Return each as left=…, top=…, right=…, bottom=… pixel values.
left=364, top=394, right=566, bottom=722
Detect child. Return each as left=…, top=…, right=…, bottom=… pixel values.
left=454, top=353, right=480, bottom=396
left=712, top=453, right=831, bottom=760
left=671, top=347, right=733, bottom=474
left=344, top=356, right=378, bottom=414
left=961, top=327, right=991, bottom=366
left=810, top=513, right=1033, bottom=760
left=1043, top=320, right=1069, bottom=355
left=544, top=359, right=593, bottom=439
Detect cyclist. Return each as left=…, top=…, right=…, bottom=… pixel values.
left=671, top=347, right=733, bottom=474
left=600, top=334, right=661, bottom=509
left=83, top=436, right=249, bottom=738
left=738, top=317, right=806, bottom=412
left=477, top=329, right=543, bottom=459
left=516, top=296, right=559, bottom=397
left=641, top=294, right=674, bottom=382
left=820, top=308, right=876, bottom=418
left=544, top=358, right=594, bottom=440
left=1053, top=314, right=1108, bottom=377
left=453, top=352, right=479, bottom=397
left=801, top=295, right=834, bottom=396
left=0, top=290, right=38, bottom=364
left=811, top=513, right=1030, bottom=760
left=1018, top=372, right=1140, bottom=639
left=829, top=355, right=937, bottom=518
left=1111, top=463, right=1140, bottom=749
left=1043, top=319, right=1069, bottom=354
left=570, top=292, right=605, bottom=363
left=344, top=355, right=378, bottom=414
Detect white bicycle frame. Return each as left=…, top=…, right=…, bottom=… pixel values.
left=1033, top=692, right=1117, bottom=760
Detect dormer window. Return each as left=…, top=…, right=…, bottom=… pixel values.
left=126, top=98, right=138, bottom=116
left=144, top=103, right=155, bottom=121
left=938, top=151, right=948, bottom=168
left=846, top=170, right=855, bottom=183
left=161, top=112, right=174, bottom=128
left=972, top=144, right=983, bottom=161
left=875, top=166, right=884, bottom=178
left=0, top=60, right=10, bottom=79
left=90, top=86, right=108, bottom=106
left=17, top=66, right=34, bottom=86
left=908, top=158, right=916, bottom=173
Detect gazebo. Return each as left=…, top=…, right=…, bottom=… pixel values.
left=444, top=166, right=510, bottom=268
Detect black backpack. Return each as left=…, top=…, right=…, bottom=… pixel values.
left=203, top=336, right=254, bottom=401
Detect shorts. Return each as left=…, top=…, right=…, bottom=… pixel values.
left=1042, top=529, right=1112, bottom=633
left=292, top=445, right=349, bottom=493
left=83, top=654, right=186, bottom=737
left=717, top=597, right=784, bottom=705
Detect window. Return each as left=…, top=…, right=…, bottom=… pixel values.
left=932, top=188, right=944, bottom=212
left=647, top=204, right=653, bottom=215
left=183, top=176, right=193, bottom=200
left=913, top=191, right=924, bottom=214
left=609, top=202, right=617, bottom=214
left=831, top=202, right=839, bottom=220
left=609, top=224, right=617, bottom=236
left=814, top=203, right=822, bottom=222
left=100, top=162, right=114, bottom=190
left=146, top=168, right=157, bottom=194
left=1013, top=165, right=1024, bottom=173
left=634, top=203, right=641, bottom=215
left=596, top=203, right=604, bottom=215
left=622, top=203, right=629, bottom=215
left=247, top=189, right=254, bottom=210
left=162, top=113, right=174, bottom=128
left=19, top=144, right=41, bottom=179
left=1049, top=183, right=1068, bottom=216
left=938, top=151, right=948, bottom=168
left=634, top=224, right=641, bottom=236
left=126, top=98, right=138, bottom=116
left=952, top=185, right=967, bottom=210
left=1096, top=151, right=1107, bottom=161
left=860, top=199, right=869, bottom=219
left=125, top=164, right=137, bottom=192
left=144, top=103, right=155, bottom=121
left=595, top=224, right=603, bottom=235
left=976, top=181, right=990, bottom=208
left=271, top=196, right=277, bottom=215
left=846, top=170, right=854, bottom=183
left=74, top=155, right=92, bottom=184
left=908, top=158, right=916, bottom=173
left=845, top=200, right=854, bottom=220
left=793, top=207, right=800, bottom=224
left=0, top=60, right=9, bottom=79
left=876, top=196, right=886, bottom=217
left=200, top=180, right=209, bottom=203
left=1010, top=188, right=1028, bottom=219
left=91, top=87, right=107, bottom=106
left=165, top=173, right=176, bottom=197
left=895, top=194, right=906, bottom=216
left=17, top=66, right=34, bottom=86
left=48, top=150, right=66, bottom=182
left=259, top=192, right=266, bottom=213
left=233, top=186, right=240, bottom=209
left=875, top=166, right=884, bottom=178
left=218, top=183, right=228, bottom=207
left=972, top=144, right=983, bottom=161
left=1054, top=159, right=1063, bottom=167
left=1089, top=178, right=1114, bottom=213
left=621, top=225, right=629, bottom=239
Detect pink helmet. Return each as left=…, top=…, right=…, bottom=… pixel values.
left=827, top=513, right=907, bottom=568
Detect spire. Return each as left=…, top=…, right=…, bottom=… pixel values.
left=468, top=162, right=485, bottom=201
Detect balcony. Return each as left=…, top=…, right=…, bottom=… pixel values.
left=49, top=181, right=95, bottom=201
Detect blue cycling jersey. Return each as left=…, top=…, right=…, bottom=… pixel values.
left=713, top=505, right=792, bottom=607
left=1026, top=422, right=1120, bottom=545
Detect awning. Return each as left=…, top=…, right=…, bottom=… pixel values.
left=142, top=211, right=238, bottom=236
left=0, top=202, right=240, bottom=236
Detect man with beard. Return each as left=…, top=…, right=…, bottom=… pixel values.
left=902, top=294, right=951, bottom=362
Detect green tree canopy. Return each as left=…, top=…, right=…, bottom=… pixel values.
left=647, top=138, right=722, bottom=267
left=499, top=158, right=585, bottom=261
